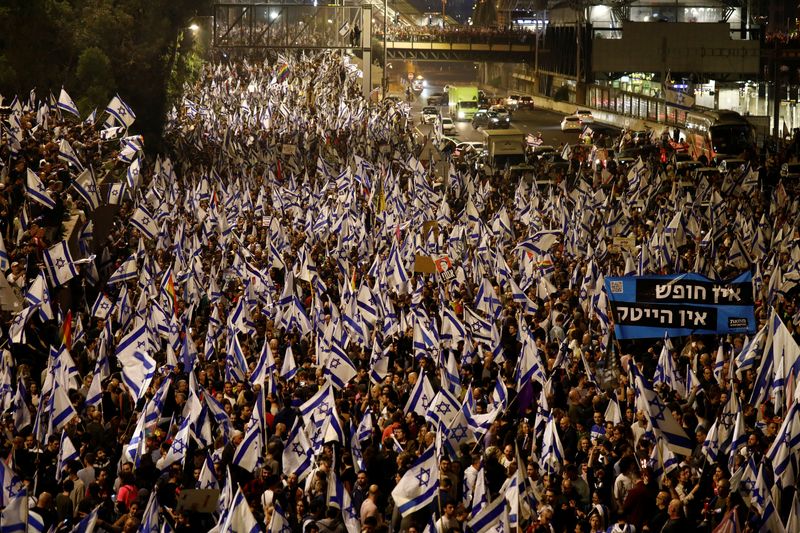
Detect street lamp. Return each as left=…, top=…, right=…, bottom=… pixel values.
left=189, top=23, right=200, bottom=32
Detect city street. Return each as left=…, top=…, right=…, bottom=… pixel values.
left=396, top=65, right=603, bottom=147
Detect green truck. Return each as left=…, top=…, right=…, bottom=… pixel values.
left=447, top=86, right=479, bottom=121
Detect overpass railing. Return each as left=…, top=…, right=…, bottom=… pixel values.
left=375, top=32, right=534, bottom=46
left=214, top=3, right=364, bottom=49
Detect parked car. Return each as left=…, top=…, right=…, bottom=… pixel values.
left=575, top=109, right=594, bottom=123
left=560, top=115, right=583, bottom=132
left=472, top=110, right=510, bottom=129
left=441, top=117, right=457, bottom=135
left=421, top=106, right=439, bottom=124
left=518, top=96, right=534, bottom=110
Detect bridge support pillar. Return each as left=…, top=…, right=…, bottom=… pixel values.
left=361, top=5, right=372, bottom=99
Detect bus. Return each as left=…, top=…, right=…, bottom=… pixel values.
left=684, top=109, right=755, bottom=163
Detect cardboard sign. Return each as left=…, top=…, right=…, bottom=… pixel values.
left=610, top=236, right=636, bottom=254
left=176, top=489, right=220, bottom=513
left=281, top=144, right=296, bottom=155
left=413, top=254, right=437, bottom=274
left=422, top=220, right=439, bottom=239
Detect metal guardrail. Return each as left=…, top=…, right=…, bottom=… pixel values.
left=214, top=3, right=364, bottom=49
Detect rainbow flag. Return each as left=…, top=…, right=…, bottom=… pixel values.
left=166, top=273, right=178, bottom=316
left=276, top=63, right=290, bottom=83
left=61, top=310, right=73, bottom=350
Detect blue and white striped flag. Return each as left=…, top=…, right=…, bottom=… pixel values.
left=130, top=205, right=158, bottom=240
left=73, top=168, right=101, bottom=211
left=43, top=241, right=78, bottom=286
left=107, top=255, right=138, bottom=284
left=126, top=157, right=141, bottom=189
left=91, top=293, right=114, bottom=319
left=232, top=416, right=263, bottom=472
left=57, top=88, right=79, bottom=118
left=0, top=457, right=24, bottom=508
left=71, top=504, right=100, bottom=533
left=0, top=489, right=27, bottom=533
left=25, top=168, right=56, bottom=209
left=391, top=444, right=439, bottom=516
left=105, top=95, right=136, bottom=129
left=161, top=417, right=192, bottom=470
left=58, top=138, right=84, bottom=170
left=55, top=430, right=80, bottom=482
left=280, top=345, right=297, bottom=381
left=282, top=419, right=313, bottom=481
left=220, top=487, right=262, bottom=533
left=139, top=490, right=163, bottom=533
left=48, top=383, right=78, bottom=438
left=404, top=371, right=435, bottom=416
left=467, top=493, right=509, bottom=533
left=268, top=503, right=292, bottom=533
left=196, top=452, right=219, bottom=490
left=116, top=323, right=155, bottom=402
left=27, top=510, right=45, bottom=533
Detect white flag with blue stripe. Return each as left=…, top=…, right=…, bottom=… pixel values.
left=468, top=493, right=509, bottom=533
left=25, top=169, right=56, bottom=209
left=130, top=205, right=158, bottom=240
left=221, top=487, right=262, bottom=533
left=404, top=371, right=435, bottom=416
left=391, top=444, right=439, bottom=516
left=43, top=241, right=78, bottom=286
left=58, top=138, right=84, bottom=170
left=105, top=95, right=136, bottom=129
left=0, top=457, right=24, bottom=508
left=57, top=88, right=80, bottom=118
left=0, top=489, right=27, bottom=533
left=56, top=430, right=80, bottom=482
left=116, top=322, right=155, bottom=402
left=282, top=419, right=313, bottom=481
left=73, top=168, right=101, bottom=211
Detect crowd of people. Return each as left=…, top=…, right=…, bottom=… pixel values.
left=379, top=26, right=532, bottom=43
left=0, top=48, right=798, bottom=533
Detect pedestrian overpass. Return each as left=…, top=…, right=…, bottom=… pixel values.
left=384, top=38, right=534, bottom=63
left=212, top=3, right=534, bottom=64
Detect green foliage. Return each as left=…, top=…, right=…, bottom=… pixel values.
left=75, top=46, right=115, bottom=114
left=0, top=54, right=18, bottom=90
left=553, top=85, right=570, bottom=102
left=0, top=0, right=210, bottom=145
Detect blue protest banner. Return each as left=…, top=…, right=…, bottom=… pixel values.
left=604, top=272, right=756, bottom=339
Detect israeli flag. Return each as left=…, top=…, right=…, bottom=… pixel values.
left=25, top=168, right=56, bottom=209
left=57, top=88, right=80, bottom=118
left=391, top=444, right=439, bottom=516
left=43, top=241, right=78, bottom=286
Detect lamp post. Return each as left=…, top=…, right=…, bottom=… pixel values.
left=383, top=0, right=388, bottom=95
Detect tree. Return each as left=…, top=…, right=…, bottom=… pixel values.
left=75, top=47, right=115, bottom=115
left=0, top=0, right=210, bottom=147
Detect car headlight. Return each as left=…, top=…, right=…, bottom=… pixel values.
left=458, top=112, right=465, bottom=119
